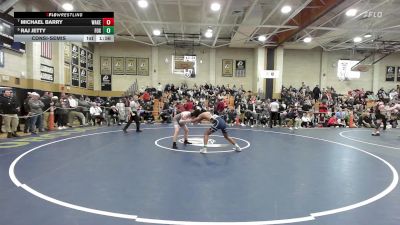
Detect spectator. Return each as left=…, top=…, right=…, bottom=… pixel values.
left=108, top=106, right=120, bottom=126
left=313, top=85, right=321, bottom=102
left=28, top=92, right=44, bottom=134
left=0, top=88, right=20, bottom=138
left=40, top=91, right=53, bottom=130
left=269, top=99, right=280, bottom=128
left=22, top=92, right=32, bottom=133
left=90, top=103, right=104, bottom=125
left=301, top=112, right=313, bottom=128
left=67, top=94, right=86, bottom=126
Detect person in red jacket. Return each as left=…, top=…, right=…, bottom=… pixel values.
left=216, top=99, right=225, bottom=115
left=184, top=98, right=194, bottom=111
left=142, top=91, right=150, bottom=102
left=327, top=114, right=343, bottom=127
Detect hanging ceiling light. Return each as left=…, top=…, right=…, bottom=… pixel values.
left=210, top=2, right=221, bottom=11
left=346, top=8, right=357, bottom=17
left=353, top=36, right=362, bottom=43
left=137, top=0, right=148, bottom=8
left=281, top=5, right=292, bottom=14
left=303, top=37, right=312, bottom=43
left=62, top=3, right=74, bottom=11
left=153, top=29, right=161, bottom=36
left=364, top=34, right=372, bottom=38
left=258, top=35, right=266, bottom=42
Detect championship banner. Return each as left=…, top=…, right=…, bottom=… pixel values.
left=235, top=60, right=246, bottom=77
left=71, top=44, right=79, bottom=65
left=87, top=52, right=93, bottom=61
left=112, top=57, right=125, bottom=75
left=100, top=56, right=112, bottom=75
left=137, top=58, right=149, bottom=76
left=101, top=74, right=111, bottom=91
left=64, top=63, right=71, bottom=86
left=87, top=51, right=93, bottom=71
left=125, top=57, right=137, bottom=75
left=386, top=66, right=395, bottom=81
left=80, top=68, right=87, bottom=88
left=40, top=64, right=54, bottom=82
left=64, top=43, right=71, bottom=64
left=71, top=64, right=80, bottom=87
left=79, top=48, right=87, bottom=68
left=397, top=67, right=400, bottom=82
left=87, top=71, right=94, bottom=90
left=87, top=60, right=93, bottom=71
left=222, top=59, right=233, bottom=77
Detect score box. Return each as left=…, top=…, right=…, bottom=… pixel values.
left=102, top=18, right=114, bottom=26
left=103, top=26, right=114, bottom=34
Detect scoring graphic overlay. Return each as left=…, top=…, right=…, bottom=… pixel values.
left=13, top=12, right=114, bottom=42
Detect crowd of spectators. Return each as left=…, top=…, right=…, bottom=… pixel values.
left=1, top=82, right=399, bottom=138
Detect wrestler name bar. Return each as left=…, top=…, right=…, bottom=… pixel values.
left=14, top=26, right=110, bottom=35
left=15, top=18, right=113, bottom=26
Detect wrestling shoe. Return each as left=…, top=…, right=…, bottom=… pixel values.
left=234, top=145, right=241, bottom=152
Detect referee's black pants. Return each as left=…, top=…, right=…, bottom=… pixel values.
left=123, top=112, right=140, bottom=131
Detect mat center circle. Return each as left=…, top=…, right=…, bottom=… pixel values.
left=155, top=134, right=251, bottom=153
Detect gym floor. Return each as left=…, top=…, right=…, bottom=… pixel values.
left=1, top=125, right=399, bottom=225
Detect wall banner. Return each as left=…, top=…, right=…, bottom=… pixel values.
left=113, top=57, right=125, bottom=75
left=101, top=74, right=111, bottom=91
left=137, top=58, right=149, bottom=76
left=235, top=60, right=246, bottom=77
left=386, top=66, right=395, bottom=81
left=222, top=59, right=233, bottom=77
left=100, top=56, right=112, bottom=75
left=125, top=57, right=137, bottom=75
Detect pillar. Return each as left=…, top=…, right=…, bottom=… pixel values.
left=254, top=47, right=266, bottom=96
left=273, top=46, right=284, bottom=99
left=209, top=48, right=216, bottom=85
left=151, top=46, right=159, bottom=87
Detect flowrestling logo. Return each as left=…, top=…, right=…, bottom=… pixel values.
left=178, top=138, right=228, bottom=147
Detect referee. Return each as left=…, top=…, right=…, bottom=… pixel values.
left=123, top=96, right=142, bottom=133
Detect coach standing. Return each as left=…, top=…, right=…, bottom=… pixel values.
left=0, top=88, right=20, bottom=138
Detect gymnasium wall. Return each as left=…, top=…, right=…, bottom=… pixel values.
left=282, top=49, right=321, bottom=88
left=94, top=42, right=255, bottom=91
left=94, top=42, right=153, bottom=91
left=283, top=48, right=400, bottom=93
left=215, top=47, right=254, bottom=90
left=2, top=38, right=400, bottom=96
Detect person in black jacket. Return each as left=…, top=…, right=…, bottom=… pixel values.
left=0, top=88, right=20, bottom=138
left=22, top=93, right=32, bottom=133
left=312, top=85, right=321, bottom=102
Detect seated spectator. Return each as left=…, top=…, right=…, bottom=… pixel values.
left=227, top=108, right=237, bottom=126
left=90, top=103, right=104, bottom=125
left=360, top=112, right=374, bottom=128
left=67, top=94, right=86, bottom=126
left=327, top=114, right=343, bottom=127
left=301, top=112, right=313, bottom=128
left=108, top=106, right=120, bottom=126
